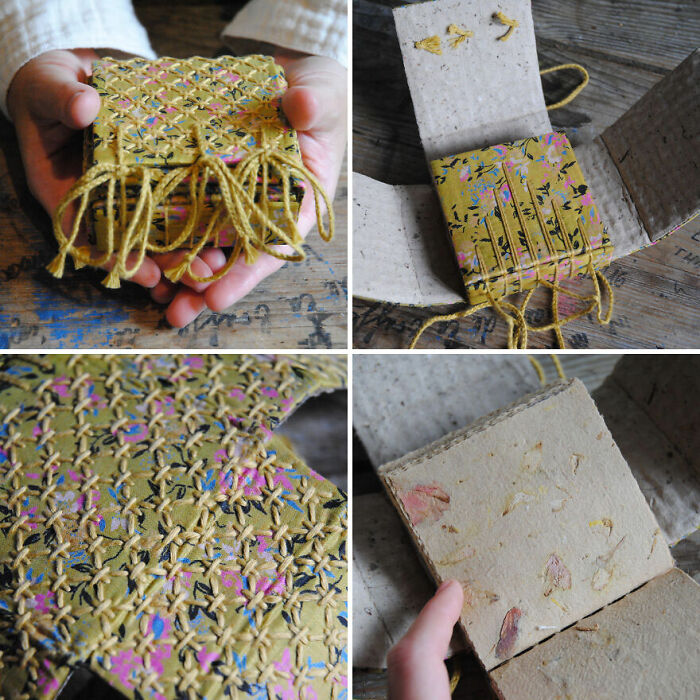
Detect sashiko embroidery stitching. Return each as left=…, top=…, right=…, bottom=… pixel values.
left=49, top=56, right=334, bottom=289
left=0, top=354, right=347, bottom=700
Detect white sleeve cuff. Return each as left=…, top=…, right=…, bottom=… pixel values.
left=222, top=0, right=347, bottom=68
left=0, top=0, right=156, bottom=119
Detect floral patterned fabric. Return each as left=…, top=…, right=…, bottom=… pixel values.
left=0, top=355, right=347, bottom=700
left=85, top=55, right=305, bottom=250
left=431, top=132, right=614, bottom=305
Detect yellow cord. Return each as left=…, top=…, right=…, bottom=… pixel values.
left=49, top=126, right=334, bottom=289
left=551, top=354, right=567, bottom=380
left=540, top=63, right=590, bottom=110
left=529, top=357, right=547, bottom=386
left=408, top=265, right=613, bottom=350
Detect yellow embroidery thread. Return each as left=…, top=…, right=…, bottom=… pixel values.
left=494, top=11, right=519, bottom=41
left=447, top=24, right=473, bottom=49
left=541, top=63, right=590, bottom=111
left=415, top=35, right=443, bottom=55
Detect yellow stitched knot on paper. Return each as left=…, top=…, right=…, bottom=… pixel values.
left=48, top=55, right=334, bottom=289
left=447, top=24, right=473, bottom=49
left=415, top=35, right=443, bottom=55
left=494, top=11, right=519, bottom=41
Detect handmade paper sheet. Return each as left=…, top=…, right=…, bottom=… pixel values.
left=490, top=568, right=700, bottom=699
left=394, top=0, right=551, bottom=160
left=381, top=379, right=673, bottom=670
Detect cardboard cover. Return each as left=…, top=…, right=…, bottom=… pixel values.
left=353, top=354, right=542, bottom=466
left=601, top=49, right=700, bottom=242
left=352, top=173, right=463, bottom=305
left=380, top=379, right=673, bottom=670
left=490, top=568, right=700, bottom=699
left=394, top=0, right=551, bottom=160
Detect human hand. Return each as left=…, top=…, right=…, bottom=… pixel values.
left=6, top=49, right=162, bottom=287
left=156, top=52, right=347, bottom=327
left=387, top=580, right=464, bottom=700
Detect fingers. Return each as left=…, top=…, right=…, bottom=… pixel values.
left=150, top=279, right=177, bottom=305
left=125, top=256, right=161, bottom=288
left=165, top=288, right=208, bottom=328
left=149, top=250, right=217, bottom=293
left=164, top=248, right=229, bottom=327
left=23, top=61, right=100, bottom=129
left=387, top=580, right=464, bottom=700
left=278, top=55, right=347, bottom=135
left=204, top=253, right=285, bottom=313
left=100, top=252, right=160, bottom=289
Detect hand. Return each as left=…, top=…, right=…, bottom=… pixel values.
left=156, top=53, right=347, bottom=327
left=6, top=49, right=161, bottom=287
left=387, top=580, right=464, bottom=700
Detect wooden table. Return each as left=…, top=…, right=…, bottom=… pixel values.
left=352, top=0, right=700, bottom=349
left=0, top=1, right=347, bottom=349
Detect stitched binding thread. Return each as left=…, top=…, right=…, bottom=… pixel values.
left=0, top=355, right=348, bottom=699
left=48, top=57, right=335, bottom=289
left=447, top=24, right=473, bottom=48
left=494, top=11, right=519, bottom=41
left=409, top=164, right=614, bottom=350
left=415, top=35, right=443, bottom=55
left=49, top=125, right=334, bottom=289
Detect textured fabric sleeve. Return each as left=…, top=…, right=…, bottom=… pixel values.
left=0, top=0, right=155, bottom=119
left=222, top=0, right=347, bottom=68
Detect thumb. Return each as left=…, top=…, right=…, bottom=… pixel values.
left=278, top=55, right=346, bottom=134
left=387, top=580, right=464, bottom=700
left=26, top=66, right=100, bottom=129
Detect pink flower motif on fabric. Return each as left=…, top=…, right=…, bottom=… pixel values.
left=221, top=569, right=245, bottom=595
left=36, top=659, right=60, bottom=695
left=196, top=646, right=220, bottom=672
left=50, top=376, right=71, bottom=397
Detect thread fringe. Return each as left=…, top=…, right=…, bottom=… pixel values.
left=49, top=127, right=334, bottom=288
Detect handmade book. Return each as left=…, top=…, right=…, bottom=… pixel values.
left=378, top=377, right=698, bottom=690
left=354, top=0, right=699, bottom=348
left=49, top=55, right=333, bottom=288
left=354, top=356, right=700, bottom=669
left=431, top=133, right=614, bottom=304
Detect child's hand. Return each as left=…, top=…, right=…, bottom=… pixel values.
left=157, top=53, right=347, bottom=327
left=7, top=49, right=161, bottom=287
left=387, top=579, right=464, bottom=700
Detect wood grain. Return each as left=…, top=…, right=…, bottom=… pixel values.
left=0, top=0, right=348, bottom=350
left=352, top=0, right=700, bottom=349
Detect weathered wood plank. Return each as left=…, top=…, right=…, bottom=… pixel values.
left=0, top=0, right=348, bottom=349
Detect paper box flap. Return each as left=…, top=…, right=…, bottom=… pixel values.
left=394, top=0, right=551, bottom=161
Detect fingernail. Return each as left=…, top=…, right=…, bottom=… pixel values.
left=437, top=579, right=457, bottom=594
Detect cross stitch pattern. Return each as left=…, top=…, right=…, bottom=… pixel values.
left=0, top=354, right=347, bottom=700
left=49, top=56, right=334, bottom=289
